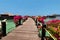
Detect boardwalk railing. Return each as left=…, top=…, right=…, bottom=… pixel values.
left=1, top=18, right=26, bottom=37
left=1, top=19, right=15, bottom=36
left=45, top=28, right=57, bottom=40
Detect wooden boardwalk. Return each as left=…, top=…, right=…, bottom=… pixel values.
left=2, top=18, right=41, bottom=40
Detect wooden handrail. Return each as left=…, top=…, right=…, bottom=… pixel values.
left=45, top=28, right=57, bottom=40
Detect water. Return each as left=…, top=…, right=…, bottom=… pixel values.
left=6, top=20, right=15, bottom=34
left=44, top=18, right=55, bottom=23
left=55, top=16, right=60, bottom=20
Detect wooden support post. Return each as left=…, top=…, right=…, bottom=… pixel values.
left=19, top=19, right=22, bottom=25
left=41, top=24, right=46, bottom=40
left=1, top=21, right=6, bottom=36
left=35, top=19, right=37, bottom=26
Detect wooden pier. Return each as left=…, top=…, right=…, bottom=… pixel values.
left=1, top=18, right=40, bottom=40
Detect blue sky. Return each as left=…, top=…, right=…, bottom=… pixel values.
left=0, top=0, right=60, bottom=16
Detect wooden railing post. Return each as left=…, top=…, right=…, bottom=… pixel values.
left=19, top=19, right=22, bottom=25
left=1, top=19, right=7, bottom=36
left=41, top=24, right=46, bottom=40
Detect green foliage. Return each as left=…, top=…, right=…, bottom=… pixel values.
left=48, top=28, right=57, bottom=35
